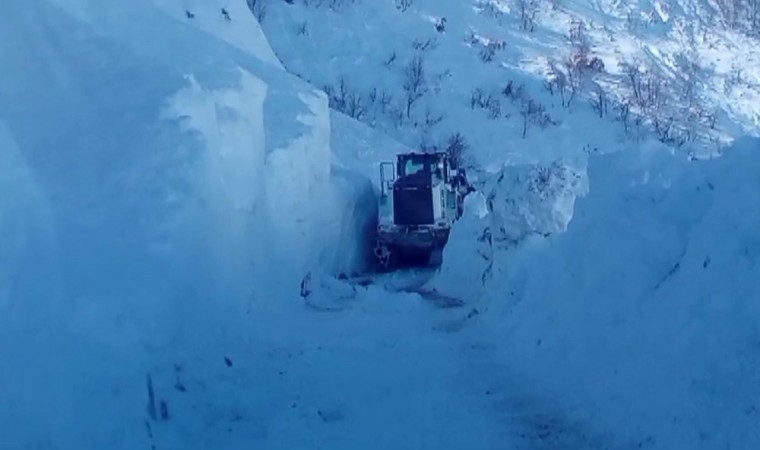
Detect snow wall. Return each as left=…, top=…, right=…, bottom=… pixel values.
left=439, top=138, right=760, bottom=449
left=0, top=1, right=376, bottom=447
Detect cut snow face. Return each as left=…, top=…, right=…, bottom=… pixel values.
left=0, top=0, right=380, bottom=297
left=0, top=0, right=377, bottom=447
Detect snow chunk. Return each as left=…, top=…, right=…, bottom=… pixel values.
left=429, top=160, right=582, bottom=302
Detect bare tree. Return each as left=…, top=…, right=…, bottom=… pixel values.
left=723, top=65, right=743, bottom=94
left=641, top=70, right=666, bottom=112
left=545, top=60, right=570, bottom=106
left=444, top=132, right=469, bottom=167
left=615, top=101, right=632, bottom=133
left=619, top=59, right=644, bottom=106
left=379, top=90, right=393, bottom=113
left=403, top=56, right=428, bottom=117
left=673, top=50, right=701, bottom=106
left=560, top=19, right=605, bottom=108
left=517, top=0, right=539, bottom=32
left=589, top=83, right=607, bottom=118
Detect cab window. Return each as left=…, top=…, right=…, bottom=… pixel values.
left=403, top=159, right=427, bottom=176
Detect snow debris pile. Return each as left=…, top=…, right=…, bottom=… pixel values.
left=474, top=137, right=760, bottom=449
left=430, top=160, right=583, bottom=301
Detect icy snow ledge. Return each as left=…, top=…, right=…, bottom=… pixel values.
left=483, top=139, right=760, bottom=449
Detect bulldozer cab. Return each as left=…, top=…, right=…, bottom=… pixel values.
left=380, top=152, right=455, bottom=195
left=374, top=151, right=472, bottom=270
left=378, top=151, right=469, bottom=225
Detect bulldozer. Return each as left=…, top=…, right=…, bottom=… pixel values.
left=373, top=151, right=472, bottom=270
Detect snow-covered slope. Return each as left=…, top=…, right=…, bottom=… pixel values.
left=151, top=0, right=284, bottom=68
left=260, top=0, right=760, bottom=170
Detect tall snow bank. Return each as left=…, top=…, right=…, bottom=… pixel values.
left=0, top=1, right=370, bottom=447
left=481, top=138, right=760, bottom=449
left=1, top=0, right=366, bottom=294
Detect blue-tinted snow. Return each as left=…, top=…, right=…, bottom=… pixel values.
left=2, top=1, right=759, bottom=449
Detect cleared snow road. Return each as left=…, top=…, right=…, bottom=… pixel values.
left=139, top=273, right=611, bottom=450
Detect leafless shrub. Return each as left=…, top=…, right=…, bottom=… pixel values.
left=652, top=115, right=687, bottom=147
left=324, top=77, right=365, bottom=120
left=501, top=80, right=526, bottom=103
left=296, top=21, right=308, bottom=36
left=471, top=88, right=502, bottom=119
left=464, top=30, right=479, bottom=46
left=421, top=108, right=444, bottom=130
left=478, top=40, right=506, bottom=62
left=395, top=0, right=413, bottom=12
left=384, top=52, right=397, bottom=67
left=520, top=98, right=556, bottom=138
left=412, top=37, right=439, bottom=52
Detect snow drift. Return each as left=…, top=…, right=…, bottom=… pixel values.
left=470, top=138, right=760, bottom=449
